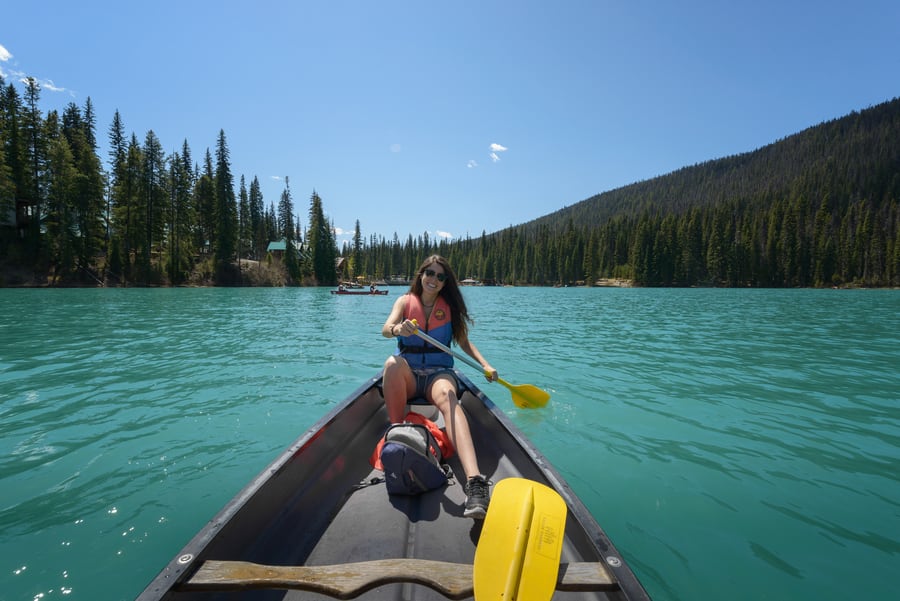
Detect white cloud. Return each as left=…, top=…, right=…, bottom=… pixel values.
left=467, top=143, right=506, bottom=167
left=42, top=79, right=65, bottom=93
left=0, top=46, right=72, bottom=96
left=0, top=43, right=20, bottom=80
left=435, top=230, right=453, bottom=240
left=270, top=175, right=283, bottom=182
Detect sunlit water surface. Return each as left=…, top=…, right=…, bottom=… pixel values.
left=1, top=287, right=897, bottom=600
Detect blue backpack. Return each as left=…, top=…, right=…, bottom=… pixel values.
left=379, top=423, right=450, bottom=495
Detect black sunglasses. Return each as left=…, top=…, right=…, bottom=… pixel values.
left=423, top=268, right=447, bottom=282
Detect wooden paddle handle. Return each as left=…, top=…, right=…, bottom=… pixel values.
left=183, top=559, right=616, bottom=598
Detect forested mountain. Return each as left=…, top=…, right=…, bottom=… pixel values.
left=357, top=97, right=899, bottom=287
left=566, top=97, right=900, bottom=287
left=1, top=71, right=898, bottom=288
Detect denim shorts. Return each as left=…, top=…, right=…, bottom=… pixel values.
left=412, top=367, right=458, bottom=400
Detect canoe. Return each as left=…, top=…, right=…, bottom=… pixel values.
left=331, top=289, right=389, bottom=295
left=136, top=372, right=651, bottom=601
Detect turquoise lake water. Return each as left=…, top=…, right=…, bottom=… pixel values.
left=1, top=287, right=898, bottom=601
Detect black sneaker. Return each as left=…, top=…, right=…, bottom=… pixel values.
left=463, top=475, right=490, bottom=519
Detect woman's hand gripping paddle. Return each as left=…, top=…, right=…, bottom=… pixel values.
left=474, top=478, right=567, bottom=601
left=410, top=320, right=550, bottom=409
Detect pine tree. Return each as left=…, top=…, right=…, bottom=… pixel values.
left=114, top=134, right=144, bottom=282
left=194, top=150, right=215, bottom=255
left=61, top=101, right=104, bottom=275
left=1, top=80, right=28, bottom=200
left=307, top=190, right=336, bottom=285
left=0, top=80, right=23, bottom=245
left=166, top=141, right=195, bottom=284
left=278, top=177, right=301, bottom=281
left=22, top=77, right=45, bottom=256
left=140, top=130, right=166, bottom=283
left=277, top=176, right=295, bottom=242
left=238, top=175, right=250, bottom=264
left=249, top=175, right=265, bottom=259
left=351, top=219, right=363, bottom=279
left=43, top=111, right=77, bottom=277
left=213, top=130, right=237, bottom=282
left=0, top=158, right=14, bottom=251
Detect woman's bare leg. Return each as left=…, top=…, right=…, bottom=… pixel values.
left=429, top=376, right=481, bottom=478
left=382, top=355, right=415, bottom=423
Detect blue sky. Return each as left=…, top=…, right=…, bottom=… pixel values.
left=2, top=1, right=898, bottom=246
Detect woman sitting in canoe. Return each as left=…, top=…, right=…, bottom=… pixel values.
left=381, top=255, right=497, bottom=518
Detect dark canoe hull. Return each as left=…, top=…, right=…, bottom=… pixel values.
left=330, top=290, right=389, bottom=295
left=136, top=373, right=651, bottom=601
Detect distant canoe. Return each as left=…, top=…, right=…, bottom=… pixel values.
left=331, top=289, right=389, bottom=295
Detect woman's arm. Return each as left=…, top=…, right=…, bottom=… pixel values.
left=381, top=295, right=408, bottom=338
left=457, top=336, right=498, bottom=381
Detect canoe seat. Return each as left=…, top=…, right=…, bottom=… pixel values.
left=407, top=396, right=443, bottom=426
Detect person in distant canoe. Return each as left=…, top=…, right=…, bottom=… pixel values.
left=381, top=254, right=497, bottom=518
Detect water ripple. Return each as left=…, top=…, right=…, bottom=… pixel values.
left=2, top=287, right=898, bottom=601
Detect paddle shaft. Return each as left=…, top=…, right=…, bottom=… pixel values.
left=410, top=321, right=551, bottom=409
left=411, top=325, right=490, bottom=376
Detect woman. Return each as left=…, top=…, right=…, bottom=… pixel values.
left=381, top=255, right=497, bottom=518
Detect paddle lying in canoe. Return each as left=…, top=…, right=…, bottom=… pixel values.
left=474, top=478, right=568, bottom=601
left=411, top=319, right=550, bottom=409
left=184, top=479, right=616, bottom=599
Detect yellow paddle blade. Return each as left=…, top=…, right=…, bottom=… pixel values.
left=409, top=320, right=550, bottom=410
left=498, top=378, right=551, bottom=409
left=474, top=478, right=567, bottom=601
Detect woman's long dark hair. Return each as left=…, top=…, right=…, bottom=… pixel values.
left=409, top=255, right=471, bottom=343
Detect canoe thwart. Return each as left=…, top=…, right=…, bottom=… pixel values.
left=183, top=559, right=472, bottom=600
left=182, top=558, right=617, bottom=599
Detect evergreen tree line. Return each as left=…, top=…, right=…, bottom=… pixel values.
left=3, top=74, right=898, bottom=288
left=344, top=192, right=899, bottom=288
left=1, top=76, right=337, bottom=286
left=498, top=97, right=900, bottom=287
left=348, top=98, right=899, bottom=287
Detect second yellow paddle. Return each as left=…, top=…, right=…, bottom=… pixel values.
left=474, top=478, right=567, bottom=601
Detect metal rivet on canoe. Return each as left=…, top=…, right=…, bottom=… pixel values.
left=606, top=556, right=622, bottom=568
left=177, top=554, right=194, bottom=564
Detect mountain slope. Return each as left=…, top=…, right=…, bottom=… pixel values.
left=523, top=96, right=900, bottom=234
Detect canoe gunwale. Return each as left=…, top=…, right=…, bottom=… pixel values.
left=136, top=372, right=651, bottom=601
left=459, top=375, right=651, bottom=601
left=135, top=376, right=383, bottom=600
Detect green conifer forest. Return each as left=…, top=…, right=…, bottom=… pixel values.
left=1, top=74, right=897, bottom=288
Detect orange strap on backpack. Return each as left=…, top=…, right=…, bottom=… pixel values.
left=370, top=412, right=455, bottom=470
